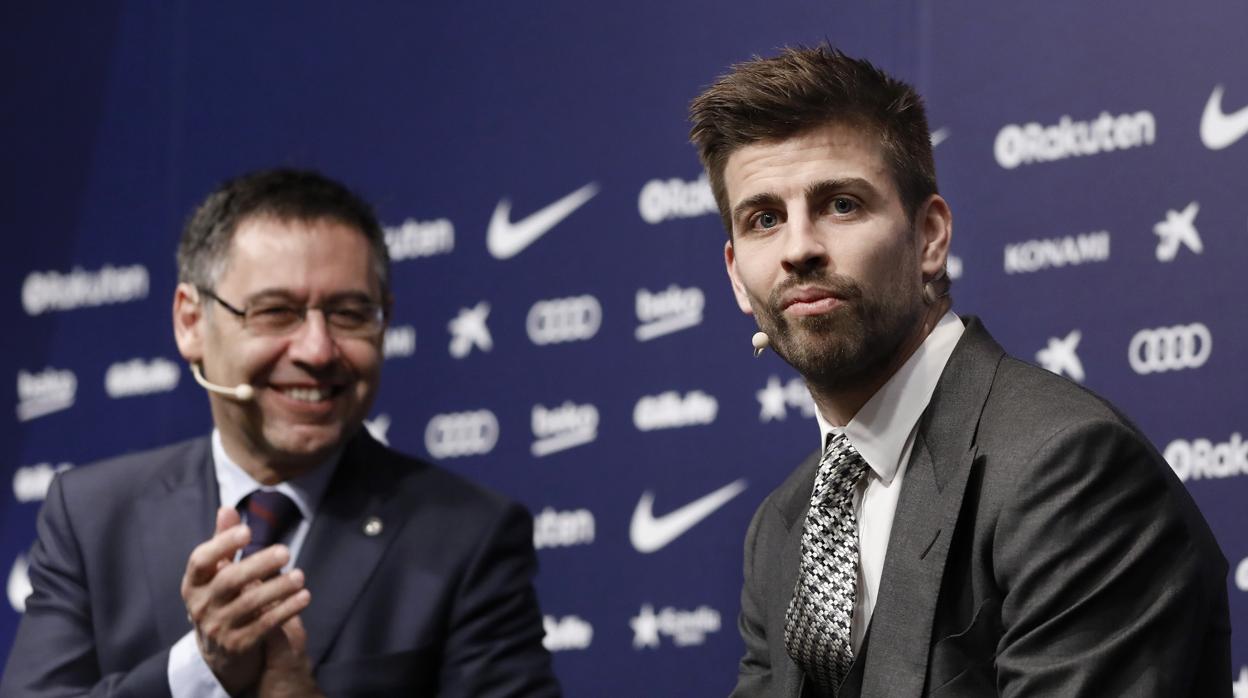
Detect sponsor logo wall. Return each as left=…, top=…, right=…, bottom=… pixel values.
left=3, top=3, right=1246, bottom=694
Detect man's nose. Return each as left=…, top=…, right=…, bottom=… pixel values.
left=780, top=212, right=829, bottom=274
left=287, top=310, right=337, bottom=366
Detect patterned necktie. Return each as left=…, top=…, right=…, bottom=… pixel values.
left=784, top=431, right=869, bottom=695
left=239, top=490, right=301, bottom=558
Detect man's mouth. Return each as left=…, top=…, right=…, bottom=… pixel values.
left=274, top=385, right=342, bottom=403
left=781, top=286, right=845, bottom=316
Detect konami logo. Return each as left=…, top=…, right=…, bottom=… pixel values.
left=1003, top=231, right=1110, bottom=274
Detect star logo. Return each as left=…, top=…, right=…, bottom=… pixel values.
left=630, top=604, right=661, bottom=649
left=1153, top=201, right=1202, bottom=262
left=1035, top=330, right=1085, bottom=383
left=757, top=376, right=787, bottom=422
left=448, top=301, right=493, bottom=359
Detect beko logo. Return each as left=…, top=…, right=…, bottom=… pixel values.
left=527, top=295, right=602, bottom=345
left=383, top=325, right=416, bottom=358
left=1035, top=330, right=1084, bottom=383
left=1153, top=202, right=1202, bottom=262
left=533, top=507, right=596, bottom=549
left=1164, top=433, right=1247, bottom=482
left=17, top=368, right=77, bottom=422
left=1003, top=231, right=1110, bottom=274
left=630, top=603, right=722, bottom=649
left=13, top=462, right=73, bottom=502
left=756, top=376, right=817, bottom=422
left=543, top=615, right=593, bottom=652
left=638, top=173, right=717, bottom=224
left=531, top=401, right=599, bottom=457
left=104, top=357, right=180, bottom=398
left=22, top=264, right=149, bottom=316
left=635, top=285, right=704, bottom=341
left=384, top=218, right=454, bottom=261
left=424, top=410, right=499, bottom=459
left=994, top=110, right=1156, bottom=169
left=8, top=555, right=31, bottom=613
left=1128, top=323, right=1211, bottom=375
left=633, top=390, right=718, bottom=431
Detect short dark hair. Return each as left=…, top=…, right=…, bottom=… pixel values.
left=689, top=45, right=937, bottom=233
left=177, top=168, right=390, bottom=295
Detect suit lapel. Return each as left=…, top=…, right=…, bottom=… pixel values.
left=299, top=432, right=413, bottom=665
left=137, top=438, right=219, bottom=647
left=773, top=450, right=821, bottom=698
left=859, top=318, right=1003, bottom=697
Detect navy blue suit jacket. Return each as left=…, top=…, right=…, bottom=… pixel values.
left=1, top=431, right=559, bottom=697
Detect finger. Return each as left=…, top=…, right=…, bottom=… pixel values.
left=183, top=524, right=251, bottom=590
left=227, top=587, right=311, bottom=653
left=205, top=545, right=291, bottom=603
left=283, top=615, right=308, bottom=655
left=220, top=569, right=306, bottom=628
left=215, top=506, right=241, bottom=535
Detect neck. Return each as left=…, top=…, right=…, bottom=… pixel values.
left=809, top=300, right=950, bottom=426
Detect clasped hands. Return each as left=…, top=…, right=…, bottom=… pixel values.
left=181, top=507, right=325, bottom=697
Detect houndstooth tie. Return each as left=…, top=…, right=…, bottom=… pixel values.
left=784, top=431, right=868, bottom=695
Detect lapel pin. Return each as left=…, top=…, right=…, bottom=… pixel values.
left=363, top=516, right=383, bottom=537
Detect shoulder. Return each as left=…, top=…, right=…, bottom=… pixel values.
left=52, top=436, right=210, bottom=506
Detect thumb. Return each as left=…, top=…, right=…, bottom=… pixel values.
left=282, top=615, right=308, bottom=655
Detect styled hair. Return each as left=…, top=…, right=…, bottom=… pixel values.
left=177, top=168, right=390, bottom=295
left=689, top=45, right=937, bottom=233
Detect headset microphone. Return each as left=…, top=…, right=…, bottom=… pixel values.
left=190, top=363, right=255, bottom=401
left=751, top=331, right=770, bottom=358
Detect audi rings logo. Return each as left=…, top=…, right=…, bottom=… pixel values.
left=527, top=295, right=602, bottom=345
left=425, top=410, right=499, bottom=459
left=1128, top=323, right=1212, bottom=375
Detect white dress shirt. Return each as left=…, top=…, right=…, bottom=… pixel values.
left=167, top=430, right=338, bottom=697
left=814, top=311, right=963, bottom=653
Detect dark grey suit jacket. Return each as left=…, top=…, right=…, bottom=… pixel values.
left=1, top=430, right=559, bottom=697
left=731, top=318, right=1231, bottom=697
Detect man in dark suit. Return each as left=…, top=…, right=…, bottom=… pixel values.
left=1, top=169, right=559, bottom=697
left=688, top=47, right=1231, bottom=696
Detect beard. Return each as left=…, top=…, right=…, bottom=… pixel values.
left=752, top=269, right=923, bottom=392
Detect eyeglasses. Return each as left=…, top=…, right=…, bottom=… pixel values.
left=198, top=288, right=386, bottom=338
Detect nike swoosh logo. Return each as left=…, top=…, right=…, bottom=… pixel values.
left=486, top=182, right=600, bottom=259
left=630, top=479, right=747, bottom=553
left=1200, top=85, right=1248, bottom=150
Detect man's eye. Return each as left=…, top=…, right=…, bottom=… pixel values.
left=830, top=197, right=857, bottom=215
left=249, top=306, right=300, bottom=324
left=754, top=212, right=781, bottom=229
left=327, top=306, right=371, bottom=327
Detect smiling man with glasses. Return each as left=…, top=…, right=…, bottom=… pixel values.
left=2, top=169, right=559, bottom=698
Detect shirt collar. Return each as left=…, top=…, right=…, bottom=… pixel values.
left=211, top=429, right=340, bottom=522
left=816, top=310, right=964, bottom=485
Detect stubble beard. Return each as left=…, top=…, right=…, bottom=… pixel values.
left=755, top=273, right=923, bottom=395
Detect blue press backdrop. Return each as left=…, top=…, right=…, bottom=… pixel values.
left=3, top=2, right=1245, bottom=694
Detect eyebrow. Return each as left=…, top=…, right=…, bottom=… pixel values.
left=731, top=177, right=879, bottom=224
left=243, top=288, right=378, bottom=305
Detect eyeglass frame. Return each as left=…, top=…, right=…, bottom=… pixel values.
left=196, top=287, right=388, bottom=338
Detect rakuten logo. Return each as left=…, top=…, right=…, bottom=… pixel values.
left=384, top=218, right=454, bottom=260
left=22, top=264, right=149, bottom=316
left=16, top=368, right=77, bottom=422
left=543, top=615, right=593, bottom=651
left=994, top=110, right=1156, bottom=169
left=104, top=357, right=180, bottom=398
left=13, top=462, right=73, bottom=502
left=1164, top=433, right=1247, bottom=482
left=1128, top=323, right=1211, bottom=375
left=638, top=173, right=716, bottom=224
left=527, top=295, right=601, bottom=345
left=1003, top=231, right=1110, bottom=274
left=533, top=507, right=596, bottom=549
left=630, top=603, right=722, bottom=649
left=531, top=401, right=599, bottom=457
left=635, top=284, right=704, bottom=341
left=633, top=390, right=718, bottom=431
left=383, top=325, right=416, bottom=358
left=424, top=410, right=498, bottom=459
